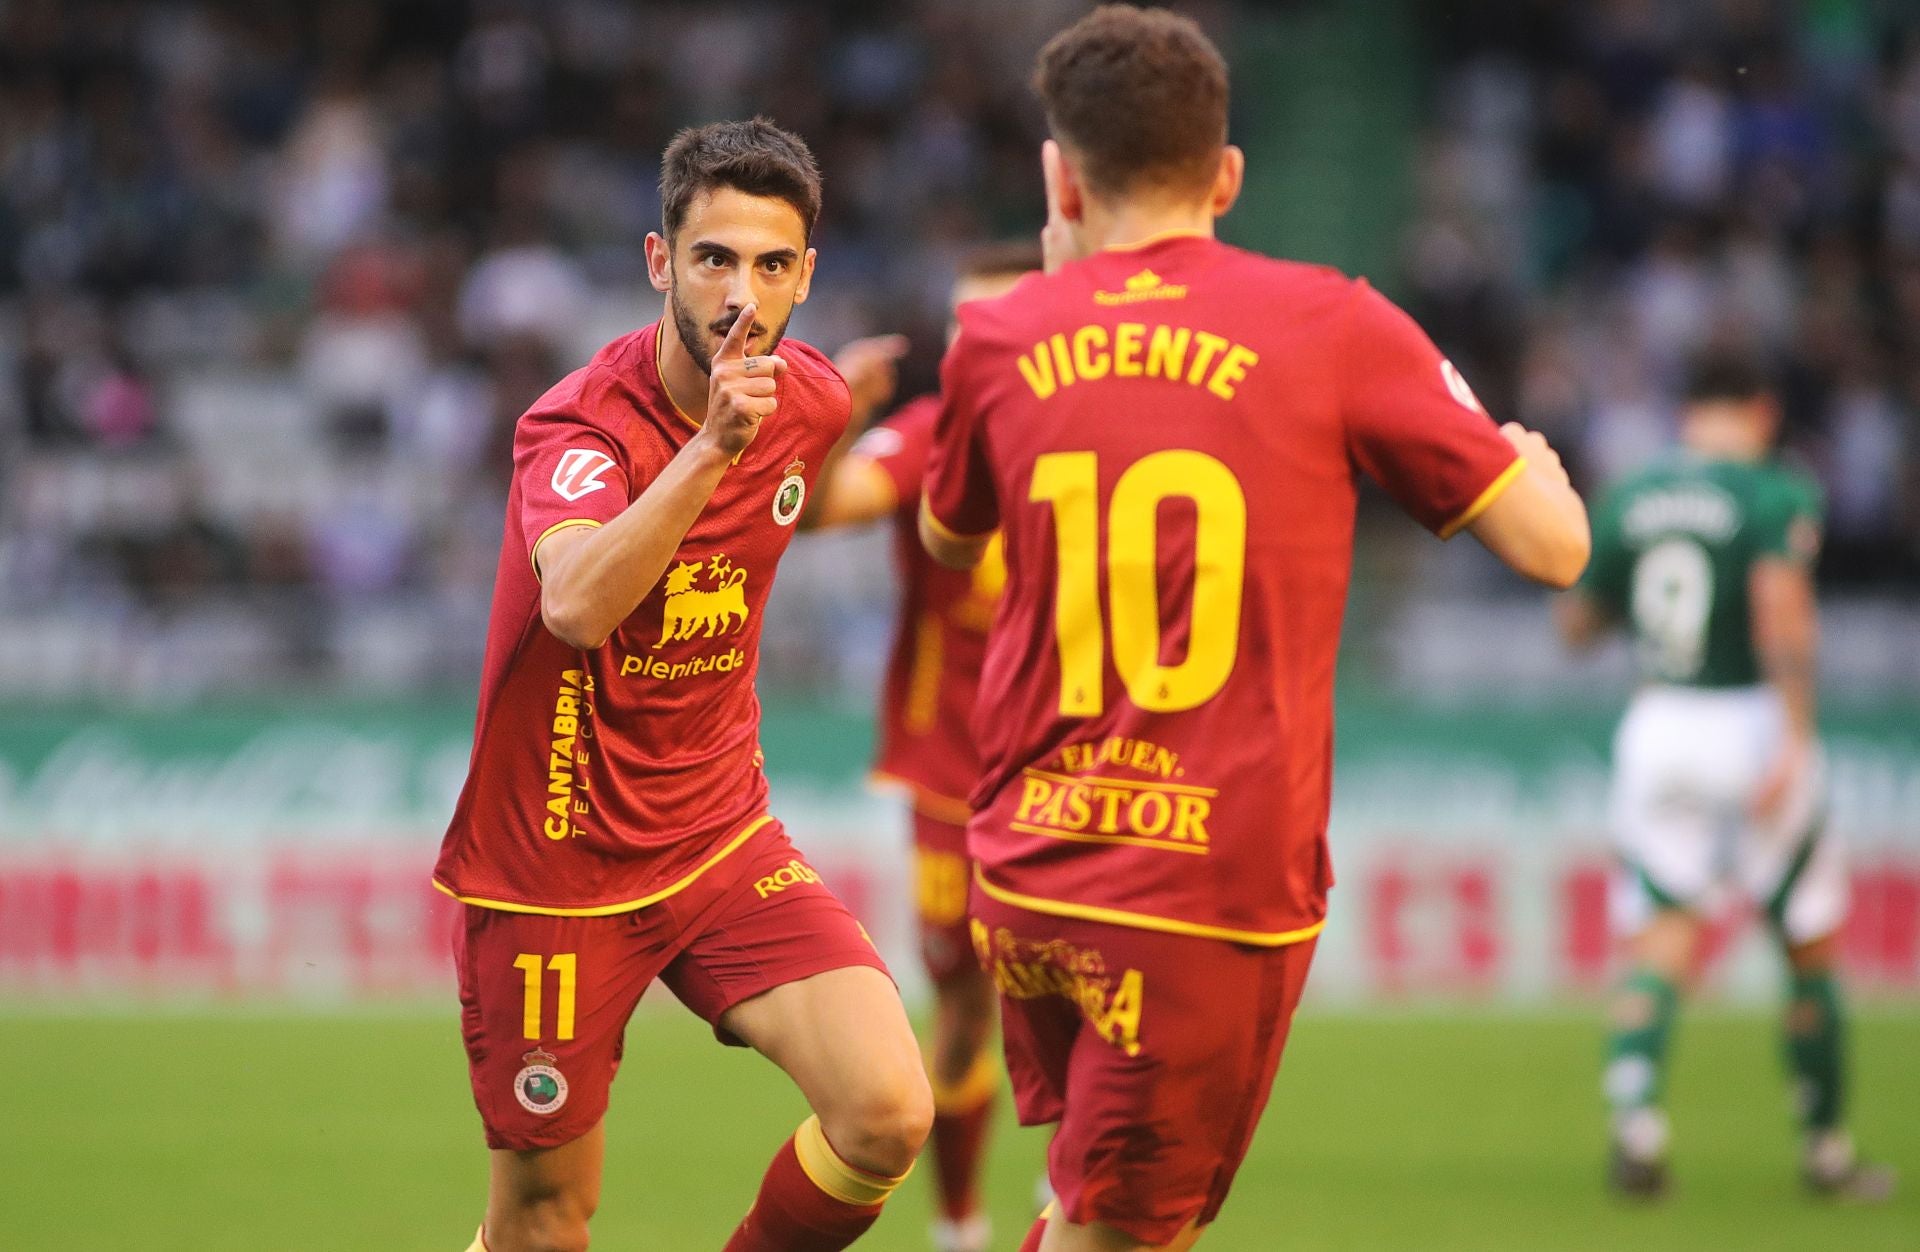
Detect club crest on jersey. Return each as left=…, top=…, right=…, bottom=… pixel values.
left=1440, top=359, right=1485, bottom=414
left=513, top=1048, right=569, bottom=1115
left=551, top=449, right=617, bottom=501
left=772, top=458, right=807, bottom=526
left=655, top=554, right=750, bottom=649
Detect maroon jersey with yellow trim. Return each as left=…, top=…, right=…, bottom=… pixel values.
left=434, top=321, right=849, bottom=914
left=857, top=395, right=1003, bottom=822
left=923, top=233, right=1521, bottom=943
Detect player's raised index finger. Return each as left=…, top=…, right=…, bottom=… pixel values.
left=717, top=303, right=757, bottom=360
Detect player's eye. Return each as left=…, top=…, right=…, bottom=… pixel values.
left=762, top=259, right=787, bottom=276
left=700, top=254, right=729, bottom=270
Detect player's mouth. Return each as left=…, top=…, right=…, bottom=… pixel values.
left=711, top=315, right=767, bottom=347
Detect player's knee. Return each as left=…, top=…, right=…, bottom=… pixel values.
left=829, top=1066, right=934, bottom=1177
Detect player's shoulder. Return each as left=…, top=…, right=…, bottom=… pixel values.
left=852, top=393, right=940, bottom=464
left=1758, top=456, right=1824, bottom=505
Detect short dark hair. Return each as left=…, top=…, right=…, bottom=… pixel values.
left=659, top=117, right=822, bottom=241
left=1033, top=5, right=1229, bottom=199
left=958, top=239, right=1045, bottom=281
left=1685, top=348, right=1772, bottom=405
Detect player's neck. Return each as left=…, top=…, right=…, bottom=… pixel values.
left=656, top=314, right=709, bottom=426
left=1077, top=197, right=1216, bottom=255
left=1682, top=422, right=1768, bottom=463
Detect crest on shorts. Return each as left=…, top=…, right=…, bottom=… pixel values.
left=514, top=1047, right=569, bottom=1115
left=773, top=458, right=807, bottom=526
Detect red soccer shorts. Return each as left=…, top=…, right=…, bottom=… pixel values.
left=455, top=821, right=889, bottom=1150
left=969, top=885, right=1318, bottom=1245
left=911, top=809, right=977, bottom=985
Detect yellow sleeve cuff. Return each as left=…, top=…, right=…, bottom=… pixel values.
left=1438, top=456, right=1527, bottom=540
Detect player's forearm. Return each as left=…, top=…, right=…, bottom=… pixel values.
left=1763, top=643, right=1818, bottom=742
left=541, top=435, right=733, bottom=648
left=1468, top=460, right=1592, bottom=589
left=1752, top=559, right=1819, bottom=743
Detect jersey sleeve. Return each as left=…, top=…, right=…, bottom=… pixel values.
left=1750, top=468, right=1825, bottom=565
left=1340, top=280, right=1525, bottom=537
left=850, top=400, right=938, bottom=511
left=513, top=402, right=633, bottom=577
left=922, top=323, right=1000, bottom=540
left=1577, top=485, right=1633, bottom=616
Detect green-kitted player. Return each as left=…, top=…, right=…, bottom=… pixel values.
left=1556, top=350, right=1895, bottom=1202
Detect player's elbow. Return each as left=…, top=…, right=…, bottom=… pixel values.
left=541, top=590, right=611, bottom=651
left=1531, top=520, right=1591, bottom=590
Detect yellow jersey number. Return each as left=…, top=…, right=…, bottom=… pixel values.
left=1029, top=449, right=1247, bottom=717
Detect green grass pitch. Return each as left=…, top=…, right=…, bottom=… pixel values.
left=5, top=1006, right=1914, bottom=1249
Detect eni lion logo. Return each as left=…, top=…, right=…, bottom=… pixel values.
left=655, top=554, right=750, bottom=649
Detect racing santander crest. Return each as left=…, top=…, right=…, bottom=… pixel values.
left=514, top=1047, right=569, bottom=1115
left=772, top=458, right=807, bottom=526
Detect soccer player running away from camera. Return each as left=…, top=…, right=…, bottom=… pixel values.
left=804, top=241, right=1046, bottom=1252
left=918, top=9, right=1590, bottom=1251
left=1556, top=351, right=1897, bottom=1204
left=432, top=119, right=933, bottom=1252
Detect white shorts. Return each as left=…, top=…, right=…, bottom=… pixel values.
left=1609, top=684, right=1845, bottom=945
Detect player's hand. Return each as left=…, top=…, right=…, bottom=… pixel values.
left=1041, top=139, right=1087, bottom=274
left=1500, top=422, right=1572, bottom=488
left=704, top=303, right=786, bottom=458
left=1750, top=734, right=1811, bottom=823
left=832, top=334, right=909, bottom=430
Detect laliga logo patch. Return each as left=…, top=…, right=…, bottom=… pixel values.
left=1440, top=359, right=1485, bottom=414
left=772, top=458, right=807, bottom=526
left=514, top=1047, right=569, bottom=1115
left=552, top=449, right=616, bottom=502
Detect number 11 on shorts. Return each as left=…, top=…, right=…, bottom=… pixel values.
left=513, top=952, right=577, bottom=1041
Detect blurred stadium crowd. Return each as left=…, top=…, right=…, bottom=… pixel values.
left=0, top=0, right=1915, bottom=702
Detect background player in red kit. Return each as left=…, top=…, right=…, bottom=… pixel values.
left=920, top=10, right=1592, bottom=1251
left=806, top=242, right=1044, bottom=1252
left=434, top=119, right=931, bottom=1252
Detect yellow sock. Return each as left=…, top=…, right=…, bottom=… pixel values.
left=930, top=1051, right=999, bottom=1116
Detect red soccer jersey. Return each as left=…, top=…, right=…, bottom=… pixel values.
left=434, top=321, right=850, bottom=914
left=922, top=233, right=1523, bottom=944
left=856, top=395, right=1004, bottom=824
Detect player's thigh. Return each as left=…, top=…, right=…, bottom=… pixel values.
left=1039, top=1213, right=1202, bottom=1252
left=1741, top=748, right=1846, bottom=944
left=486, top=1121, right=605, bottom=1243
left=455, top=905, right=665, bottom=1152
left=660, top=825, right=924, bottom=1147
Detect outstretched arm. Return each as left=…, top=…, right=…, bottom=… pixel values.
left=539, top=305, right=781, bottom=649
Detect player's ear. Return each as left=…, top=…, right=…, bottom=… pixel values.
left=793, top=247, right=817, bottom=305
left=1043, top=139, right=1086, bottom=224
left=1209, top=146, right=1245, bottom=218
left=645, top=232, right=673, bottom=294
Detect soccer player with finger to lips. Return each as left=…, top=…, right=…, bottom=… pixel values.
left=919, top=9, right=1591, bottom=1250
left=433, top=118, right=932, bottom=1252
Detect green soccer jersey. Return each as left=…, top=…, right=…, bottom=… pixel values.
left=1580, top=454, right=1823, bottom=687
